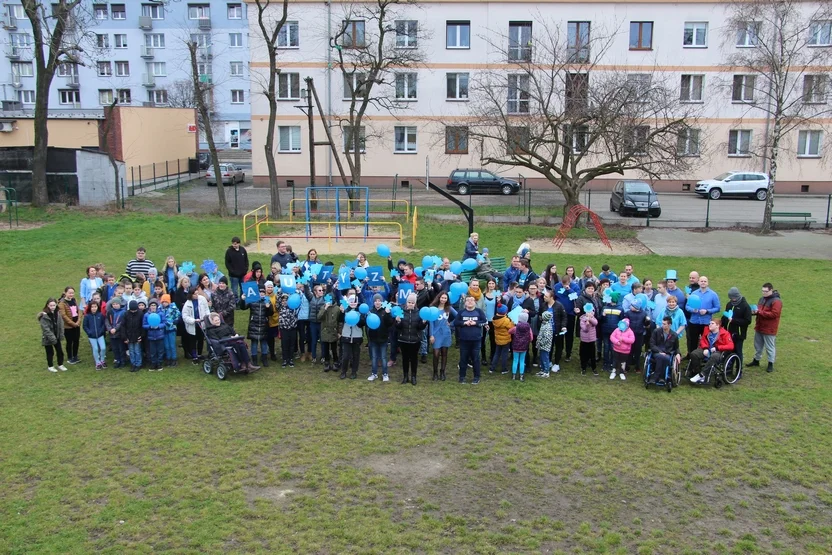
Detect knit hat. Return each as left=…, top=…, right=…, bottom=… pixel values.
left=219, top=276, right=229, bottom=285
left=541, top=311, right=552, bottom=321
left=160, top=294, right=171, bottom=304
left=397, top=258, right=407, bottom=267
left=264, top=280, right=274, bottom=289
left=111, top=298, right=122, bottom=306
left=728, top=287, right=741, bottom=300
left=148, top=299, right=158, bottom=307
left=373, top=293, right=383, bottom=303
left=497, top=304, right=508, bottom=315
left=518, top=312, right=529, bottom=323
left=128, top=300, right=138, bottom=311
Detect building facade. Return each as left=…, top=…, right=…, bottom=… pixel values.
left=1, top=0, right=251, bottom=151
left=248, top=0, right=832, bottom=193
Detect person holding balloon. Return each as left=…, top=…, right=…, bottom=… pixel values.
left=367, top=294, right=395, bottom=382
left=338, top=295, right=366, bottom=380
left=684, top=276, right=721, bottom=357
left=277, top=291, right=300, bottom=368
left=609, top=319, right=635, bottom=380
left=263, top=282, right=280, bottom=362
left=142, top=299, right=167, bottom=371
left=721, top=287, right=752, bottom=367
left=429, top=292, right=457, bottom=381
left=396, top=293, right=427, bottom=385
left=455, top=294, right=488, bottom=384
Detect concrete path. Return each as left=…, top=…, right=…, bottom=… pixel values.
left=638, top=228, right=832, bottom=259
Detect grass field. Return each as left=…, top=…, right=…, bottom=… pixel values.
left=0, top=209, right=830, bottom=554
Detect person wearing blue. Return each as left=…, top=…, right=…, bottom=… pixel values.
left=664, top=270, right=686, bottom=309
left=622, top=282, right=643, bottom=313
left=502, top=256, right=522, bottom=292
left=82, top=300, right=107, bottom=369
left=270, top=240, right=295, bottom=268
left=622, top=298, right=650, bottom=372
left=463, top=232, right=480, bottom=261
left=685, top=275, right=720, bottom=357
left=429, top=291, right=457, bottom=381
left=455, top=295, right=487, bottom=384
left=142, top=299, right=167, bottom=371
left=599, top=291, right=623, bottom=374
left=294, top=281, right=312, bottom=361
left=598, top=264, right=617, bottom=284
left=610, top=272, right=633, bottom=296
left=664, top=294, right=687, bottom=339
left=367, top=293, right=395, bottom=382
left=516, top=259, right=538, bottom=291
left=79, top=266, right=103, bottom=311
left=555, top=275, right=579, bottom=362
left=624, top=264, right=640, bottom=286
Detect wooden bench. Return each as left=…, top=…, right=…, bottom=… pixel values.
left=771, top=212, right=816, bottom=229
left=459, top=256, right=508, bottom=285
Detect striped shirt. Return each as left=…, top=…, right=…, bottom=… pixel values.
left=125, top=258, right=155, bottom=279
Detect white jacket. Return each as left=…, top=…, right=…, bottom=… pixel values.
left=181, top=296, right=210, bottom=336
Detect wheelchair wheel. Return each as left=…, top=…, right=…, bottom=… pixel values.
left=723, top=353, right=741, bottom=384
left=713, top=373, right=723, bottom=389
left=202, top=360, right=213, bottom=374
left=671, top=358, right=681, bottom=387
left=216, top=362, right=228, bottom=380
left=666, top=379, right=673, bottom=393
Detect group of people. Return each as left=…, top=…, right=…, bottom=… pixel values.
left=37, top=233, right=783, bottom=387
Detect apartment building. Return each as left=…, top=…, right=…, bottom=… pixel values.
left=1, top=0, right=251, bottom=151
left=248, top=0, right=832, bottom=193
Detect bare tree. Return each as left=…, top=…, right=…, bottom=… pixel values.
left=22, top=0, right=86, bottom=206
left=100, top=98, right=122, bottom=209
left=461, top=19, right=699, bottom=215
left=167, top=78, right=220, bottom=138
left=252, top=0, right=290, bottom=217
left=722, top=0, right=832, bottom=232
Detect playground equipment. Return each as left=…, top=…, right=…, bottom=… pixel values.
left=553, top=205, right=612, bottom=250
left=303, top=186, right=369, bottom=238
left=255, top=220, right=404, bottom=252
left=288, top=198, right=410, bottom=223
left=241, top=204, right=269, bottom=243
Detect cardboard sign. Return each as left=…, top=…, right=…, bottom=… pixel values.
left=318, top=267, right=333, bottom=283
left=310, top=263, right=323, bottom=276
left=396, top=283, right=413, bottom=306
left=365, top=266, right=384, bottom=286
left=279, top=274, right=296, bottom=294
left=337, top=268, right=351, bottom=289
left=507, top=306, right=523, bottom=324
left=242, top=282, right=260, bottom=305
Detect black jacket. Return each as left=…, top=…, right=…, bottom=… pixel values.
left=225, top=245, right=249, bottom=278
left=212, top=287, right=237, bottom=327
left=722, top=298, right=752, bottom=340
left=650, top=327, right=679, bottom=356
left=206, top=321, right=238, bottom=342
left=396, top=308, right=427, bottom=343
left=367, top=306, right=396, bottom=342
left=246, top=300, right=273, bottom=340
left=120, top=310, right=145, bottom=343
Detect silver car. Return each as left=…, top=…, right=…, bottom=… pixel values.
left=206, top=163, right=245, bottom=186
left=695, top=171, right=770, bottom=200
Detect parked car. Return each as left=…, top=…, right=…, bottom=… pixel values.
left=609, top=180, right=661, bottom=217
left=206, top=164, right=245, bottom=186
left=446, top=169, right=521, bottom=195
left=198, top=152, right=211, bottom=170
left=695, top=171, right=770, bottom=200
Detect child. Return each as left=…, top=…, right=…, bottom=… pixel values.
left=277, top=292, right=299, bottom=368
left=137, top=300, right=149, bottom=366
left=429, top=291, right=457, bottom=381
left=536, top=311, right=553, bottom=377
left=83, top=300, right=108, bottom=369
left=264, top=281, right=280, bottom=361
left=121, top=300, right=144, bottom=372
left=610, top=319, right=635, bottom=381
left=600, top=292, right=623, bottom=374
left=624, top=298, right=650, bottom=372
left=490, top=304, right=513, bottom=375
left=295, top=281, right=311, bottom=362
left=318, top=295, right=342, bottom=372
left=508, top=312, right=533, bottom=381
left=159, top=294, right=180, bottom=367
left=39, top=297, right=67, bottom=372
left=339, top=294, right=366, bottom=380
left=107, top=298, right=126, bottom=368
left=367, top=293, right=395, bottom=382
left=246, top=285, right=273, bottom=367
left=579, top=304, right=598, bottom=376
left=143, top=299, right=166, bottom=371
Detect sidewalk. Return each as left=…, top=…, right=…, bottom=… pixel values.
left=638, top=229, right=832, bottom=260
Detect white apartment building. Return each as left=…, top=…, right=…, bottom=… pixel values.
left=249, top=0, right=832, bottom=193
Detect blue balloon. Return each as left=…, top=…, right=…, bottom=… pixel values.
left=450, top=291, right=461, bottom=304
left=422, top=255, right=434, bottom=269
left=452, top=282, right=469, bottom=296
left=147, top=313, right=161, bottom=327
left=686, top=295, right=701, bottom=310
left=429, top=306, right=440, bottom=321
left=287, top=293, right=302, bottom=310
left=636, top=293, right=648, bottom=306
left=618, top=320, right=629, bottom=331
left=366, top=313, right=381, bottom=330
left=354, top=267, right=367, bottom=280
left=462, top=258, right=478, bottom=271
left=419, top=306, right=431, bottom=321
left=414, top=266, right=423, bottom=277
left=583, top=303, right=594, bottom=314
left=345, top=310, right=360, bottom=326
left=376, top=244, right=390, bottom=258
left=358, top=303, right=370, bottom=314
left=450, top=261, right=462, bottom=274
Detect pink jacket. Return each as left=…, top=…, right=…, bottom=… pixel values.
left=579, top=314, right=598, bottom=343
left=610, top=327, right=635, bottom=354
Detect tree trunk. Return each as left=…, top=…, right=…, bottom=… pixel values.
left=561, top=183, right=583, bottom=226
left=30, top=66, right=52, bottom=207
left=264, top=47, right=282, bottom=217
left=761, top=119, right=781, bottom=234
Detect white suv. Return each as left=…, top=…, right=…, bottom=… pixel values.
left=695, top=171, right=770, bottom=201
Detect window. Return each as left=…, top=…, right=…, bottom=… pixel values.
left=394, top=126, right=418, bottom=153
left=99, top=89, right=114, bottom=105
left=680, top=74, right=704, bottom=102
left=10, top=5, right=25, bottom=19
left=189, top=5, right=210, bottom=20
left=507, top=126, right=529, bottom=154
left=57, top=63, right=77, bottom=77
left=798, top=130, right=822, bottom=157
left=445, top=126, right=469, bottom=154
left=98, top=61, right=112, bottom=77
left=10, top=33, right=33, bottom=47
left=342, top=20, right=365, bottom=48
left=343, top=72, right=368, bottom=99
left=627, top=126, right=650, bottom=155
left=396, top=20, right=418, bottom=48
left=810, top=21, right=832, bottom=46
left=227, top=4, right=242, bottom=19
left=278, top=73, right=300, bottom=99
left=231, top=90, right=244, bottom=103
left=567, top=21, right=591, bottom=62
left=190, top=34, right=211, bottom=47
left=626, top=73, right=651, bottom=102
left=565, top=124, right=590, bottom=153
left=728, top=129, right=752, bottom=156
left=229, top=33, right=243, bottom=47
left=736, top=22, right=761, bottom=47
left=115, top=34, right=128, bottom=48
left=629, top=21, right=653, bottom=50
left=111, top=4, right=126, bottom=20
left=230, top=61, right=244, bottom=76
left=395, top=73, right=417, bottom=100
left=343, top=126, right=366, bottom=152
left=150, top=89, right=168, bottom=104
left=115, top=61, right=130, bottom=77
left=278, top=21, right=299, bottom=48
left=142, top=4, right=164, bottom=20
left=96, top=34, right=109, bottom=49
left=11, top=62, right=33, bottom=78
left=446, top=73, right=469, bottom=100
left=683, top=22, right=708, bottom=47
left=508, top=22, right=533, bottom=61
left=117, top=89, right=131, bottom=104
left=565, top=72, right=589, bottom=114
left=507, top=74, right=530, bottom=113
left=677, top=128, right=701, bottom=156
left=278, top=126, right=302, bottom=152
left=803, top=75, right=827, bottom=103
left=149, top=62, right=166, bottom=76
left=197, top=62, right=212, bottom=78
left=447, top=21, right=470, bottom=49
left=146, top=34, right=165, bottom=48
left=18, top=90, right=36, bottom=104
left=94, top=4, right=108, bottom=20
left=59, top=90, right=81, bottom=105
left=732, top=75, right=756, bottom=102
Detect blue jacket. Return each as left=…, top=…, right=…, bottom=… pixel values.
left=160, top=304, right=180, bottom=332
left=454, top=308, right=486, bottom=341
left=687, top=288, right=720, bottom=325
left=83, top=311, right=107, bottom=339
left=142, top=311, right=167, bottom=341
left=502, top=266, right=520, bottom=291
left=623, top=308, right=650, bottom=335
left=554, top=283, right=579, bottom=313
left=463, top=239, right=479, bottom=261
left=600, top=303, right=623, bottom=335
left=664, top=306, right=687, bottom=338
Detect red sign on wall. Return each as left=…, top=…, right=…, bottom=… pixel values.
left=187, top=124, right=197, bottom=133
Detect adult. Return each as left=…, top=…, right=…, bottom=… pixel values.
left=224, top=236, right=249, bottom=300
left=555, top=275, right=579, bottom=362
left=516, top=258, right=538, bottom=291
left=39, top=297, right=67, bottom=372
left=747, top=283, right=782, bottom=373
left=624, top=264, right=640, bottom=285
left=455, top=294, right=487, bottom=384
left=542, top=286, right=568, bottom=374
left=687, top=271, right=701, bottom=295
left=204, top=312, right=260, bottom=373
left=721, top=287, right=752, bottom=366
left=125, top=247, right=154, bottom=280
left=58, top=286, right=82, bottom=364
left=689, top=319, right=734, bottom=384
left=503, top=256, right=522, bottom=292
left=642, top=278, right=655, bottom=301
left=463, top=232, right=480, bottom=261
left=480, top=278, right=499, bottom=364
left=181, top=287, right=210, bottom=363
left=162, top=256, right=179, bottom=293
left=647, top=316, right=681, bottom=385
left=685, top=275, right=720, bottom=356
left=430, top=291, right=457, bottom=381
left=270, top=240, right=294, bottom=268
left=651, top=280, right=669, bottom=323
left=665, top=270, right=686, bottom=311
left=396, top=293, right=425, bottom=385
left=525, top=282, right=545, bottom=371
left=664, top=295, right=686, bottom=339
left=212, top=277, right=237, bottom=328
left=79, top=266, right=102, bottom=311
left=301, top=249, right=319, bottom=275
left=579, top=266, right=598, bottom=291
left=610, top=272, right=632, bottom=296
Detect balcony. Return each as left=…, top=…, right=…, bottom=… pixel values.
left=66, top=74, right=80, bottom=88
left=199, top=73, right=212, bottom=85
left=3, top=15, right=18, bottom=29
left=507, top=46, right=533, bottom=63
left=199, top=46, right=212, bottom=59
left=5, top=46, right=20, bottom=59
left=139, top=16, right=152, bottom=30
left=142, top=73, right=156, bottom=87
left=197, top=18, right=211, bottom=30
left=10, top=73, right=22, bottom=88
left=140, top=45, right=154, bottom=58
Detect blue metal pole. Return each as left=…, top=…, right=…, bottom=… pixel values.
left=305, top=186, right=311, bottom=238
left=364, top=186, right=369, bottom=240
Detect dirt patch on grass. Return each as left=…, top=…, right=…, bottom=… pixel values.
left=243, top=485, right=299, bottom=509
left=248, top=225, right=416, bottom=255
left=0, top=222, right=48, bottom=231
left=364, top=450, right=449, bottom=485
left=525, top=238, right=652, bottom=255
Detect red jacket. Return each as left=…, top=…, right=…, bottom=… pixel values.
left=755, top=292, right=782, bottom=335
left=698, top=327, right=734, bottom=352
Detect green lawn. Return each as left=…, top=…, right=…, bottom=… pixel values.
left=0, top=210, right=830, bottom=554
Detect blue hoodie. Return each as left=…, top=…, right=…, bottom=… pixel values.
left=555, top=283, right=579, bottom=313
left=142, top=310, right=167, bottom=341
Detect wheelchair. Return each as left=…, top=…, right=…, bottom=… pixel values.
left=684, top=348, right=741, bottom=389
left=643, top=351, right=682, bottom=393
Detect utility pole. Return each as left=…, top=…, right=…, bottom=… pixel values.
left=300, top=78, right=316, bottom=188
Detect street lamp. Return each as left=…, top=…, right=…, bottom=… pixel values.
left=295, top=84, right=315, bottom=188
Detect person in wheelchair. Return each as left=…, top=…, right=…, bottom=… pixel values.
left=647, top=316, right=680, bottom=384
left=688, top=318, right=734, bottom=384
left=205, top=312, right=261, bottom=374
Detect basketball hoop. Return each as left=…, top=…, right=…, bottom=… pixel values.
left=553, top=205, right=612, bottom=250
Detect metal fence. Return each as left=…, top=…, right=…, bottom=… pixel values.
left=128, top=158, right=199, bottom=196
